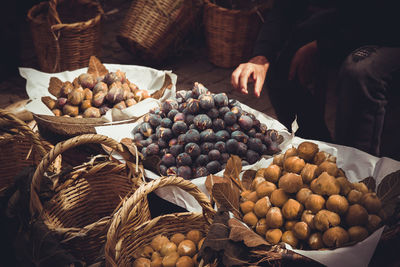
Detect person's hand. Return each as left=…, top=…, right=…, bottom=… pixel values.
left=231, top=55, right=269, bottom=98
left=288, top=40, right=318, bottom=88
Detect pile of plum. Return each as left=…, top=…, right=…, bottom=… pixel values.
left=132, top=83, right=283, bottom=179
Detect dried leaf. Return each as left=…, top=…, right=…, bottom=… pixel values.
left=228, top=218, right=270, bottom=247
left=48, top=77, right=63, bottom=97
left=361, top=176, right=376, bottom=192
left=241, top=170, right=257, bottom=191
left=87, top=56, right=108, bottom=78
left=212, top=181, right=241, bottom=218
left=223, top=155, right=244, bottom=191
left=377, top=170, right=400, bottom=219
left=205, top=174, right=226, bottom=197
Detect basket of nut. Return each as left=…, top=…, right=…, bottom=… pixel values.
left=199, top=142, right=400, bottom=266
left=21, top=56, right=174, bottom=142
left=29, top=134, right=149, bottom=264
left=0, top=109, right=51, bottom=192
left=105, top=176, right=215, bottom=266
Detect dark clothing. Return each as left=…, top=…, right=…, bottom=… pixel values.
left=254, top=0, right=400, bottom=159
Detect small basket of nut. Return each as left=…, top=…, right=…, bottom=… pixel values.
left=23, top=56, right=174, bottom=142
left=200, top=142, right=400, bottom=266
left=105, top=176, right=215, bottom=266
left=0, top=109, right=51, bottom=192
left=30, top=134, right=149, bottom=265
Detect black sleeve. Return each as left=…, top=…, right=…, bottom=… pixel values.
left=252, top=0, right=309, bottom=61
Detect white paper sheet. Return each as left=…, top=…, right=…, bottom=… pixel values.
left=19, top=64, right=177, bottom=121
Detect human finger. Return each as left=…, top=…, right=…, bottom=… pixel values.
left=239, top=67, right=253, bottom=94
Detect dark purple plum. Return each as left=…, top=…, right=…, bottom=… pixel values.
left=161, top=99, right=178, bottom=114
left=149, top=134, right=158, bottom=141
left=246, top=150, right=260, bottom=164
left=176, top=90, right=188, bottom=99
left=140, top=122, right=153, bottom=137
left=218, top=106, right=230, bottom=117
left=214, top=141, right=226, bottom=153
left=161, top=153, right=175, bottom=167
left=268, top=141, right=281, bottom=155
left=160, top=148, right=169, bottom=156
left=248, top=138, right=263, bottom=153
left=167, top=166, right=178, bottom=175
left=200, top=129, right=216, bottom=143
left=193, top=114, right=212, bottom=130
left=160, top=165, right=167, bottom=176
left=231, top=130, right=249, bottom=143
left=220, top=153, right=230, bottom=164
left=228, top=98, right=241, bottom=108
left=192, top=82, right=209, bottom=98
left=138, top=139, right=150, bottom=149
left=215, top=130, right=230, bottom=142
left=186, top=98, right=200, bottom=114
left=221, top=163, right=227, bottom=170
left=156, top=127, right=173, bottom=141
left=172, top=121, right=188, bottom=135
left=241, top=161, right=249, bottom=166
left=176, top=97, right=183, bottom=104
left=255, top=132, right=264, bottom=140
left=259, top=123, right=268, bottom=134
left=149, top=114, right=162, bottom=127
left=189, top=124, right=196, bottom=130
left=208, top=149, right=221, bottom=161
left=226, top=139, right=239, bottom=154
left=212, top=118, right=225, bottom=132
left=185, top=114, right=195, bottom=124
left=206, top=108, right=219, bottom=119
left=231, top=106, right=243, bottom=118
left=224, top=111, right=237, bottom=126
left=195, top=154, right=209, bottom=166
left=227, top=123, right=240, bottom=133
left=177, top=134, right=186, bottom=145
left=133, top=133, right=144, bottom=142
left=206, top=161, right=222, bottom=174
left=238, top=115, right=253, bottom=131
left=169, top=138, right=178, bottom=147
left=194, top=167, right=209, bottom=178
left=170, top=144, right=183, bottom=156
left=261, top=144, right=268, bottom=155
left=185, top=142, right=201, bottom=158
left=178, top=102, right=187, bottom=113
left=132, top=124, right=141, bottom=134
left=168, top=109, right=179, bottom=121
left=141, top=147, right=147, bottom=157
left=161, top=118, right=173, bottom=128
left=267, top=129, right=284, bottom=144
left=176, top=152, right=192, bottom=166
left=213, top=93, right=228, bottom=107
left=143, top=114, right=151, bottom=123
left=178, top=166, right=192, bottom=180
left=247, top=128, right=257, bottom=137
left=199, top=94, right=215, bottom=110
left=174, top=113, right=185, bottom=122
left=146, top=143, right=159, bottom=156
left=200, top=142, right=214, bottom=154
left=185, top=129, right=200, bottom=143
left=158, top=139, right=167, bottom=149
left=237, top=142, right=248, bottom=157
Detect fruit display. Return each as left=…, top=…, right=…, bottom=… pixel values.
left=132, top=230, right=204, bottom=267
left=239, top=141, right=384, bottom=249
left=132, top=82, right=284, bottom=179
left=41, top=56, right=150, bottom=118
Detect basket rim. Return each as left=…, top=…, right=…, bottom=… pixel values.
left=27, top=0, right=103, bottom=31
left=204, top=0, right=269, bottom=15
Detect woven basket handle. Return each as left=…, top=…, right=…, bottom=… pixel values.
left=30, top=133, right=139, bottom=217
left=0, top=109, right=47, bottom=158
left=109, top=176, right=215, bottom=236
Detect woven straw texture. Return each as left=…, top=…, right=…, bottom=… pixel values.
left=117, top=0, right=197, bottom=61
left=204, top=0, right=270, bottom=68
left=27, top=0, right=103, bottom=73
left=0, top=109, right=50, bottom=191
left=105, top=176, right=215, bottom=267
left=30, top=134, right=149, bottom=264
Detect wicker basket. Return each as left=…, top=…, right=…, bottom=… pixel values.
left=0, top=109, right=50, bottom=192
left=105, top=176, right=215, bottom=266
left=203, top=0, right=271, bottom=68
left=29, top=134, right=149, bottom=264
left=27, top=0, right=103, bottom=73
left=117, top=0, right=197, bottom=61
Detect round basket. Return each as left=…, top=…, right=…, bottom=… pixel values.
left=30, top=134, right=150, bottom=264
left=203, top=0, right=270, bottom=68
left=117, top=0, right=197, bottom=61
left=27, top=0, right=103, bottom=73
left=0, top=109, right=50, bottom=192
left=105, top=176, right=215, bottom=266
